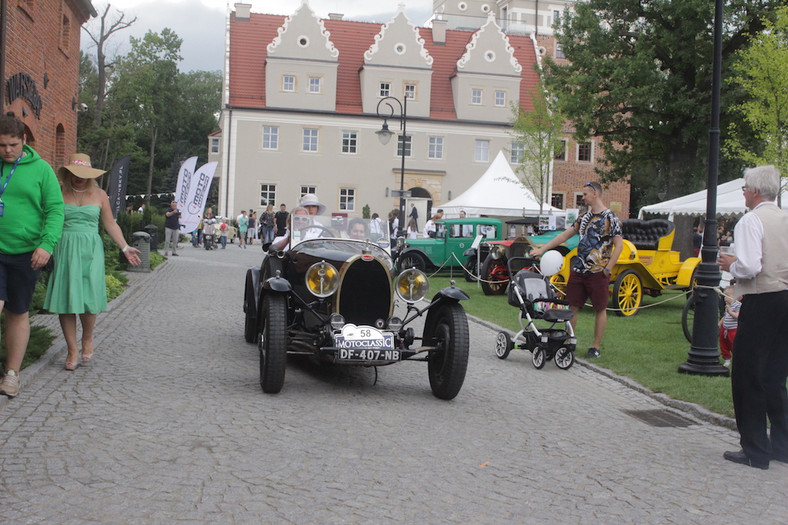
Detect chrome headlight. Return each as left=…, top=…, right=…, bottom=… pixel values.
left=395, top=268, right=429, bottom=303
left=305, top=261, right=339, bottom=298
left=491, top=245, right=505, bottom=260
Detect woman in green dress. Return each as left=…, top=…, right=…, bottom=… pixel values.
left=44, top=154, right=141, bottom=370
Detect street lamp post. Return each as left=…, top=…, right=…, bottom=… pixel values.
left=376, top=96, right=408, bottom=237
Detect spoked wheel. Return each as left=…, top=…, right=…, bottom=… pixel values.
left=480, top=256, right=509, bottom=295
left=532, top=346, right=546, bottom=369
left=259, top=294, right=287, bottom=393
left=425, top=302, right=470, bottom=400
left=554, top=347, right=575, bottom=370
left=495, top=331, right=513, bottom=360
left=613, top=270, right=642, bottom=317
left=397, top=252, right=427, bottom=272
left=682, top=293, right=696, bottom=342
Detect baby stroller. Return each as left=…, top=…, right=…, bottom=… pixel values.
left=495, top=256, right=577, bottom=369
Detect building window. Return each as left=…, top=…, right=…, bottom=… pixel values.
left=341, top=131, right=358, bottom=154
left=404, top=83, right=416, bottom=100
left=554, top=139, right=567, bottom=161
left=397, top=135, right=412, bottom=157
left=300, top=186, right=316, bottom=197
left=495, top=90, right=506, bottom=107
left=308, top=77, right=321, bottom=94
left=282, top=75, right=295, bottom=92
left=60, top=14, right=71, bottom=51
left=575, top=193, right=585, bottom=209
left=551, top=193, right=565, bottom=209
left=471, top=88, right=483, bottom=105
left=210, top=137, right=220, bottom=154
left=302, top=128, right=319, bottom=152
left=510, top=141, right=524, bottom=163
left=578, top=142, right=592, bottom=162
left=428, top=136, right=444, bottom=159
left=553, top=10, right=561, bottom=25
left=262, top=126, right=279, bottom=150
left=379, top=81, right=391, bottom=97
left=556, top=44, right=565, bottom=59
left=474, top=140, right=490, bottom=162
left=339, top=188, right=355, bottom=211
left=260, top=184, right=276, bottom=207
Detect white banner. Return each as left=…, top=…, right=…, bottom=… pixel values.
left=174, top=156, right=198, bottom=211
left=180, top=161, right=217, bottom=233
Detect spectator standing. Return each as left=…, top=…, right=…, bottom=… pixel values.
left=163, top=200, right=181, bottom=256
left=274, top=203, right=288, bottom=236
left=219, top=218, right=228, bottom=249
left=261, top=204, right=275, bottom=245
left=388, top=209, right=399, bottom=248
left=0, top=112, right=65, bottom=398
left=43, top=153, right=141, bottom=370
left=718, top=286, right=740, bottom=368
left=718, top=165, right=788, bottom=470
left=237, top=210, right=248, bottom=249
left=530, top=181, right=623, bottom=359
left=369, top=212, right=384, bottom=242
left=406, top=217, right=419, bottom=238
left=409, top=203, right=418, bottom=230
left=423, top=209, right=444, bottom=238
left=247, top=210, right=257, bottom=245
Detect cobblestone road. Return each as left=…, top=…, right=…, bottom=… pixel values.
left=1, top=243, right=785, bottom=523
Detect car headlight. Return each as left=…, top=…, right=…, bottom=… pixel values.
left=491, top=245, right=505, bottom=260
left=395, top=268, right=429, bottom=303
left=305, top=261, right=339, bottom=298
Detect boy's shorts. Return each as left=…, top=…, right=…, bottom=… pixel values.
left=566, top=269, right=609, bottom=312
left=0, top=252, right=41, bottom=314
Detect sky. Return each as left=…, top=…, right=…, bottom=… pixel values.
left=83, top=1, right=434, bottom=73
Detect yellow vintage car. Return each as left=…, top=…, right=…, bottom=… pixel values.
left=550, top=219, right=699, bottom=316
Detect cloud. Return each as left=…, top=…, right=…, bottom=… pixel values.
left=83, top=1, right=433, bottom=72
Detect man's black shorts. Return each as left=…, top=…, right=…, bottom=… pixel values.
left=0, top=252, right=41, bottom=314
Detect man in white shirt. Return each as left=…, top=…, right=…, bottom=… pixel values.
left=718, top=165, right=788, bottom=470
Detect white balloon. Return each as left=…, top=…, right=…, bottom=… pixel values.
left=539, top=250, right=565, bottom=277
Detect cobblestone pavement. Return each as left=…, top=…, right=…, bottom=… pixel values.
left=1, top=242, right=785, bottom=523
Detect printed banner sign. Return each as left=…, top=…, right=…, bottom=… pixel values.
left=175, top=156, right=198, bottom=211
left=179, top=161, right=217, bottom=233
left=106, top=156, right=130, bottom=219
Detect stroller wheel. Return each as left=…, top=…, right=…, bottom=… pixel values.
left=554, top=347, right=575, bottom=370
left=495, top=332, right=513, bottom=360
left=532, top=346, right=546, bottom=369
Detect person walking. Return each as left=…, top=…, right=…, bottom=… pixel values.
left=261, top=204, right=275, bottom=245
left=247, top=210, right=257, bottom=245
left=531, top=181, right=623, bottom=358
left=43, top=154, right=141, bottom=370
left=0, top=112, right=65, bottom=398
left=718, top=165, right=788, bottom=470
left=409, top=203, right=418, bottom=230
left=237, top=210, right=248, bottom=248
left=163, top=201, right=181, bottom=256
left=219, top=218, right=228, bottom=249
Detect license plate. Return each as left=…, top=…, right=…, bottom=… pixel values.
left=334, top=324, right=399, bottom=361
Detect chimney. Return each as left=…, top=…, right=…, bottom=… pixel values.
left=328, top=13, right=344, bottom=21
left=432, top=17, right=447, bottom=45
left=235, top=3, right=251, bottom=20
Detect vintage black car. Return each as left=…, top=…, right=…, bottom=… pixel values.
left=243, top=218, right=470, bottom=399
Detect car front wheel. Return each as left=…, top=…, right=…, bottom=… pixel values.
left=398, top=252, right=427, bottom=272
left=259, top=294, right=287, bottom=393
left=480, top=256, right=509, bottom=295
left=425, top=302, right=469, bottom=400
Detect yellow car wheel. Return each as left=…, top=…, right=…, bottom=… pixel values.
left=613, top=270, right=642, bottom=317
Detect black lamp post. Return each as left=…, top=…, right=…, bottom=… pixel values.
left=678, top=0, right=728, bottom=377
left=376, top=96, right=408, bottom=234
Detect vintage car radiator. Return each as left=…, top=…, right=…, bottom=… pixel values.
left=337, top=258, right=393, bottom=327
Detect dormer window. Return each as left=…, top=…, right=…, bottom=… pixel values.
left=308, top=77, right=321, bottom=94
left=471, top=88, right=483, bottom=105
left=495, top=90, right=506, bottom=107
left=379, top=81, right=391, bottom=97
left=283, top=75, right=295, bottom=92
left=404, top=83, right=416, bottom=100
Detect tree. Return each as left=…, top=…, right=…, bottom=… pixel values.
left=726, top=6, right=788, bottom=188
left=543, top=0, right=781, bottom=208
left=510, top=82, right=565, bottom=215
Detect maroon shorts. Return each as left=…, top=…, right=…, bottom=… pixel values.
left=566, top=270, right=609, bottom=312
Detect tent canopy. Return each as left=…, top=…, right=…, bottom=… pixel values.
left=440, top=151, right=561, bottom=218
left=638, top=178, right=787, bottom=219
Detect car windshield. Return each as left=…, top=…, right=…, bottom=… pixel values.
left=290, top=213, right=391, bottom=251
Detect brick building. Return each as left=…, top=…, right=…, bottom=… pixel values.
left=0, top=0, right=96, bottom=168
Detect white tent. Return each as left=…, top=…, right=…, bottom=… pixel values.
left=440, top=151, right=561, bottom=217
left=638, top=178, right=787, bottom=219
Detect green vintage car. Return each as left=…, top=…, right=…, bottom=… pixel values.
left=395, top=218, right=504, bottom=274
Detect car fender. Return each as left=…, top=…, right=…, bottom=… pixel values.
left=245, top=267, right=261, bottom=314
left=263, top=275, right=292, bottom=293
left=462, top=247, right=477, bottom=257
left=433, top=286, right=470, bottom=302
left=675, top=257, right=701, bottom=287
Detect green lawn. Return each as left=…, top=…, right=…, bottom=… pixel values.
left=429, top=273, right=735, bottom=419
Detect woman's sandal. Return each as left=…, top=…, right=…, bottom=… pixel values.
left=64, top=357, right=78, bottom=371
left=81, top=351, right=94, bottom=364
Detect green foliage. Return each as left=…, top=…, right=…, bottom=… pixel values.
left=726, top=6, right=788, bottom=180
left=543, top=0, right=782, bottom=209
left=105, top=274, right=125, bottom=301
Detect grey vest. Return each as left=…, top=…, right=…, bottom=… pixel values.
left=735, top=203, right=788, bottom=296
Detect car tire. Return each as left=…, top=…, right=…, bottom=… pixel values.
left=243, top=270, right=257, bottom=344
left=259, top=293, right=287, bottom=394
left=397, top=251, right=427, bottom=272
left=532, top=346, right=546, bottom=369
left=425, top=302, right=469, bottom=400
left=463, top=255, right=478, bottom=282
left=495, top=331, right=513, bottom=360
left=554, top=347, right=575, bottom=370
left=613, top=269, right=642, bottom=317
left=480, top=256, right=508, bottom=295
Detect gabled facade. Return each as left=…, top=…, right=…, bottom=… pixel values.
left=213, top=2, right=629, bottom=222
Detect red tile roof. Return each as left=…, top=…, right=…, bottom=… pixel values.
left=228, top=13, right=539, bottom=119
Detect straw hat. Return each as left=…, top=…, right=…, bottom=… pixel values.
left=299, top=193, right=326, bottom=215
left=58, top=153, right=106, bottom=179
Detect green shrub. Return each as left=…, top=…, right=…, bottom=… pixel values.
left=106, top=274, right=125, bottom=301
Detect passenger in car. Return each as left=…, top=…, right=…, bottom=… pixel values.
left=348, top=218, right=368, bottom=240
left=270, top=206, right=310, bottom=251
